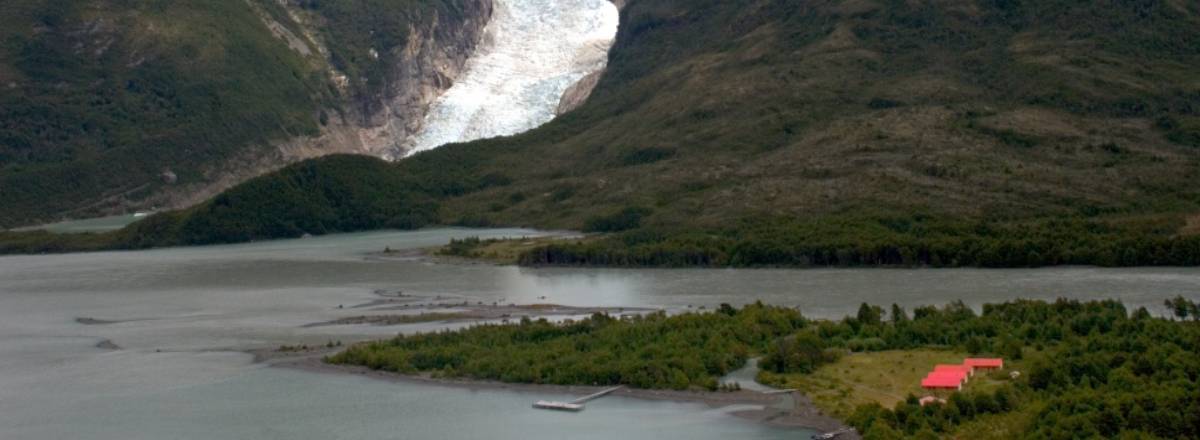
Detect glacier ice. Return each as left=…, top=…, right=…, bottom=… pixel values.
left=402, top=0, right=619, bottom=156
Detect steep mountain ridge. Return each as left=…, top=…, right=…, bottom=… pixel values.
left=0, top=0, right=492, bottom=228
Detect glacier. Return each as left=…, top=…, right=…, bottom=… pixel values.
left=402, top=0, right=619, bottom=156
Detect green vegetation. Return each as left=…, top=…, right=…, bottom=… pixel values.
left=761, top=349, right=988, bottom=419
left=1, top=155, right=438, bottom=252
left=329, top=297, right=1200, bottom=439
left=0, top=0, right=476, bottom=228
left=425, top=0, right=1200, bottom=234
left=768, top=298, right=1200, bottom=439
left=436, top=235, right=585, bottom=264
left=582, top=207, right=651, bottom=233
left=7, top=0, right=1200, bottom=268
left=166, top=155, right=439, bottom=244
left=328, top=303, right=806, bottom=389
left=0, top=0, right=328, bottom=227
left=517, top=215, right=1200, bottom=267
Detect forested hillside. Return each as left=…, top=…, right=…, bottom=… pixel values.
left=433, top=0, right=1200, bottom=266
left=6, top=0, right=1200, bottom=267
left=0, top=0, right=480, bottom=228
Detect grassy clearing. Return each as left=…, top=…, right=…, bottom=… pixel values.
left=436, top=235, right=592, bottom=264
left=759, top=349, right=1022, bottom=420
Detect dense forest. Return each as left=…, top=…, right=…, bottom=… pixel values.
left=328, top=303, right=806, bottom=389
left=517, top=215, right=1200, bottom=267
left=1, top=155, right=434, bottom=253
left=328, top=297, right=1200, bottom=439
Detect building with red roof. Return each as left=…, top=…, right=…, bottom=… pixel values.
left=921, top=375, right=963, bottom=391
left=926, top=370, right=967, bottom=383
left=919, top=358, right=1004, bottom=393
left=934, top=364, right=974, bottom=378
left=964, top=358, right=1004, bottom=370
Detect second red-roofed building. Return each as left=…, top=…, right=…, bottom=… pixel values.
left=921, top=375, right=963, bottom=391
left=964, top=358, right=1004, bottom=370
left=934, top=364, right=974, bottom=379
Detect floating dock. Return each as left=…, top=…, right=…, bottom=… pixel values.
left=533, top=400, right=585, bottom=411
left=532, top=386, right=623, bottom=412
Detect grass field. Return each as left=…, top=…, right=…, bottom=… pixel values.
left=759, top=349, right=1024, bottom=420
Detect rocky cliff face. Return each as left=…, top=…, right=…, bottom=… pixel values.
left=348, top=0, right=495, bottom=158
left=556, top=0, right=626, bottom=116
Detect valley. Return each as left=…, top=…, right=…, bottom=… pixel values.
left=3, top=1, right=1200, bottom=439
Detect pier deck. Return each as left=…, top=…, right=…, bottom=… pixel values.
left=532, top=386, right=623, bottom=412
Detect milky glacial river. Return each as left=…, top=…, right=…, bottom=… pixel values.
left=3, top=228, right=1198, bottom=438
left=406, top=0, right=619, bottom=154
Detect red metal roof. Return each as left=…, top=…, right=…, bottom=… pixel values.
left=934, top=364, right=973, bottom=374
left=921, top=375, right=962, bottom=389
left=926, top=371, right=967, bottom=382
left=964, top=358, right=1004, bottom=368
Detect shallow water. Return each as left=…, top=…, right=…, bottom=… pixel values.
left=2, top=228, right=1198, bottom=439
left=0, top=229, right=810, bottom=439
left=4, top=366, right=805, bottom=440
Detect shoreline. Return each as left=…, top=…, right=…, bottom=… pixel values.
left=257, top=348, right=856, bottom=436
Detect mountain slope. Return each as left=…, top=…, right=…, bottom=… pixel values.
left=438, top=0, right=1200, bottom=227
left=424, top=0, right=1200, bottom=266
left=0, top=0, right=324, bottom=226
left=7, top=0, right=1200, bottom=266
left=0, top=0, right=487, bottom=228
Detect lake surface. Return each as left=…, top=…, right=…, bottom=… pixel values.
left=2, top=228, right=1198, bottom=439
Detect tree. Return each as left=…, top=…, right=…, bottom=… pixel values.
left=965, top=336, right=985, bottom=354
left=891, top=303, right=909, bottom=324
left=762, top=332, right=835, bottom=374
left=1164, top=296, right=1198, bottom=321
left=858, top=303, right=884, bottom=326
left=863, top=421, right=903, bottom=440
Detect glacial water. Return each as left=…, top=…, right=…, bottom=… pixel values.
left=3, top=228, right=1199, bottom=439
left=405, top=0, right=619, bottom=154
